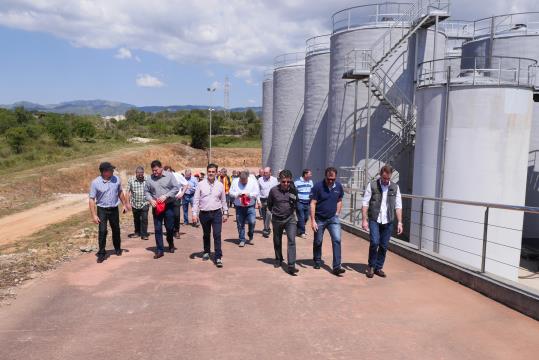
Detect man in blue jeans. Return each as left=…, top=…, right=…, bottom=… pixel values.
left=310, top=167, right=346, bottom=276
left=182, top=169, right=198, bottom=226
left=144, top=160, right=179, bottom=259
left=362, top=165, right=403, bottom=278
left=294, top=168, right=313, bottom=239
left=230, top=170, right=259, bottom=247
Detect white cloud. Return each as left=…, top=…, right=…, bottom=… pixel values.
left=205, top=69, right=215, bottom=77
left=115, top=47, right=133, bottom=59
left=136, top=74, right=164, bottom=88
left=210, top=80, right=221, bottom=90
left=0, top=0, right=536, bottom=69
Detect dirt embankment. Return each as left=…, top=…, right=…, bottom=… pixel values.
left=0, top=143, right=261, bottom=217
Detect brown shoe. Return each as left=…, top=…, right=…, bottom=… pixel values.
left=366, top=267, right=374, bottom=278
left=374, top=269, right=387, bottom=278
left=154, top=252, right=164, bottom=259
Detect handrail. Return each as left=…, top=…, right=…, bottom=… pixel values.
left=306, top=34, right=331, bottom=56
left=530, top=150, right=539, bottom=168
left=274, top=52, right=305, bottom=69
left=472, top=12, right=539, bottom=39
left=332, top=2, right=412, bottom=34
left=417, top=56, right=538, bottom=87
left=441, top=20, right=474, bottom=38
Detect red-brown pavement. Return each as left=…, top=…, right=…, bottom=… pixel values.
left=1, top=212, right=538, bottom=360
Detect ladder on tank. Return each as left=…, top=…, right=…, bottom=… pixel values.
left=343, top=0, right=450, bottom=179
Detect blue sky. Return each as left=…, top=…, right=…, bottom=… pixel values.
left=0, top=26, right=260, bottom=107
left=0, top=0, right=534, bottom=107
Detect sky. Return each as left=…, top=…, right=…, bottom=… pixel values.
left=0, top=0, right=535, bottom=107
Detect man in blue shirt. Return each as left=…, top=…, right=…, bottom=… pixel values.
left=310, top=167, right=346, bottom=275
left=89, top=162, right=130, bottom=263
left=182, top=169, right=199, bottom=226
left=294, top=169, right=314, bottom=239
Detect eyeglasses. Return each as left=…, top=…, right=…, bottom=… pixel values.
left=280, top=180, right=291, bottom=184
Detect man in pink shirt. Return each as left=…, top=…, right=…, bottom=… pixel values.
left=192, top=163, right=229, bottom=268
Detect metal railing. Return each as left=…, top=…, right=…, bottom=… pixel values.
left=339, top=185, right=539, bottom=292
left=306, top=34, right=331, bottom=57
left=370, top=0, right=450, bottom=65
left=530, top=150, right=539, bottom=169
left=274, top=52, right=305, bottom=69
left=332, top=2, right=412, bottom=34
left=441, top=20, right=474, bottom=38
left=417, top=56, right=538, bottom=87
left=472, top=12, right=539, bottom=39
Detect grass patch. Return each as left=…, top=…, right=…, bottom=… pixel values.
left=212, top=136, right=261, bottom=148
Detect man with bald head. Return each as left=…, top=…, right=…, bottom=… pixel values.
left=258, top=166, right=279, bottom=238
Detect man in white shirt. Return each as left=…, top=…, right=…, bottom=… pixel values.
left=258, top=167, right=279, bottom=238
left=361, top=165, right=403, bottom=279
left=230, top=170, right=260, bottom=247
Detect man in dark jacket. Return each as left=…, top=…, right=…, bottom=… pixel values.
left=361, top=165, right=403, bottom=278
left=267, top=169, right=299, bottom=275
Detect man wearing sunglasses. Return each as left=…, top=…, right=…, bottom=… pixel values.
left=310, top=167, right=346, bottom=276
left=267, top=169, right=299, bottom=275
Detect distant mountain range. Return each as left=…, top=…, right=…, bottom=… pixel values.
left=0, top=100, right=262, bottom=116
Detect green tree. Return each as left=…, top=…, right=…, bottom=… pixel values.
left=14, top=107, right=33, bottom=125
left=0, top=109, right=17, bottom=134
left=245, top=108, right=257, bottom=124
left=73, top=120, right=96, bottom=141
left=190, top=119, right=209, bottom=149
left=46, top=117, right=72, bottom=146
left=5, top=127, right=28, bottom=153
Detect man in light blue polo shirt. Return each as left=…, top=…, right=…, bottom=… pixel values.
left=294, top=168, right=314, bottom=239
left=89, top=162, right=130, bottom=263
left=182, top=169, right=198, bottom=226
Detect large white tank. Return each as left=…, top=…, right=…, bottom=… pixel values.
left=261, top=71, right=273, bottom=167
left=303, top=35, right=331, bottom=180
left=411, top=57, right=535, bottom=281
left=327, top=3, right=446, bottom=193
left=271, top=53, right=305, bottom=177
left=461, top=13, right=539, bottom=240
left=442, top=20, right=473, bottom=56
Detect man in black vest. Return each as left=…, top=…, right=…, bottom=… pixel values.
left=361, top=165, right=403, bottom=278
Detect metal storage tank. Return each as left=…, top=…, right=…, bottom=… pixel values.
left=261, top=70, right=273, bottom=167
left=460, top=12, right=539, bottom=241
left=303, top=34, right=331, bottom=180
left=411, top=56, right=536, bottom=281
left=271, top=53, right=305, bottom=177
left=327, top=3, right=447, bottom=193
left=442, top=20, right=473, bottom=56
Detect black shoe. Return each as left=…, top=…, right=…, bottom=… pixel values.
left=128, top=233, right=140, bottom=238
left=173, top=231, right=180, bottom=239
left=274, top=259, right=281, bottom=268
left=288, top=266, right=299, bottom=275
left=115, top=249, right=122, bottom=256
left=97, top=255, right=105, bottom=263
left=333, top=267, right=346, bottom=276
left=154, top=252, right=164, bottom=259
left=374, top=269, right=387, bottom=278
left=366, top=267, right=374, bottom=278
left=313, top=263, right=321, bottom=270
left=141, top=235, right=149, bottom=240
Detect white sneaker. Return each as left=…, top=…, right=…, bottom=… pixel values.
left=301, top=234, right=307, bottom=239
left=216, top=258, right=223, bottom=268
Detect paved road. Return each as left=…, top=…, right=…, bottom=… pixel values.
left=1, top=211, right=538, bottom=359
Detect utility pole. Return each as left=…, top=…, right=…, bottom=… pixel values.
left=207, top=87, right=216, bottom=164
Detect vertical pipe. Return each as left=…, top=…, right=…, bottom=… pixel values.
left=352, top=80, right=358, bottom=166
left=487, top=16, right=495, bottom=69
left=365, top=78, right=372, bottom=186
left=434, top=15, right=439, bottom=65
left=481, top=206, right=490, bottom=273
left=434, top=66, right=451, bottom=253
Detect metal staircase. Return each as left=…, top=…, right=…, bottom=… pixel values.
left=343, top=1, right=450, bottom=178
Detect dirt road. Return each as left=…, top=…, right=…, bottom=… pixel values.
left=0, top=194, right=88, bottom=246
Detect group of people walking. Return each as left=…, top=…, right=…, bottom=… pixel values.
left=88, top=160, right=403, bottom=277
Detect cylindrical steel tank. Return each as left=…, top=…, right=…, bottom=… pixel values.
left=411, top=57, right=535, bottom=281
left=261, top=71, right=273, bottom=167
left=461, top=12, right=539, bottom=240
left=303, top=35, right=331, bottom=180
left=271, top=53, right=305, bottom=177
left=326, top=3, right=446, bottom=193
left=442, top=20, right=473, bottom=56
